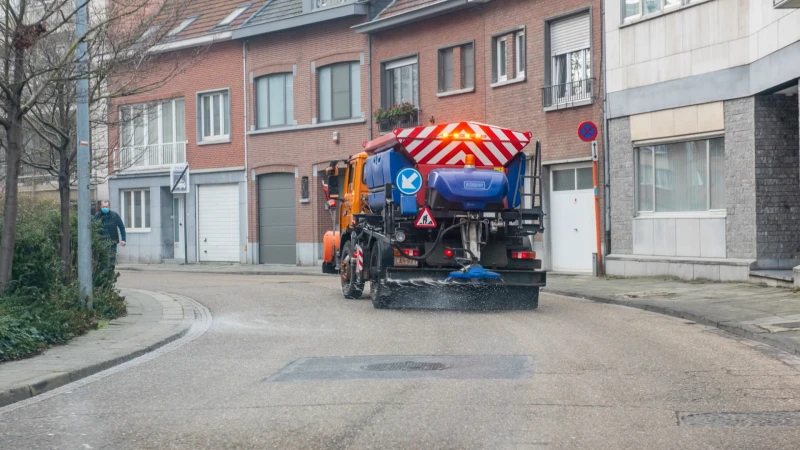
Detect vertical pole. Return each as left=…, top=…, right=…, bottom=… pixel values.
left=592, top=141, right=603, bottom=277
left=76, top=0, right=92, bottom=307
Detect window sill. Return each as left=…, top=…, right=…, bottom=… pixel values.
left=543, top=98, right=593, bottom=112
left=490, top=76, right=526, bottom=89
left=248, top=117, right=366, bottom=135
left=437, top=87, right=476, bottom=98
left=198, top=137, right=231, bottom=146
left=125, top=229, right=152, bottom=234
left=620, top=0, right=713, bottom=29
left=634, top=211, right=727, bottom=220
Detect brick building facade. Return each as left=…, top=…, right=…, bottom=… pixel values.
left=356, top=0, right=606, bottom=272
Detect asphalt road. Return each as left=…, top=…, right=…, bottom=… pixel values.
left=3, top=271, right=800, bottom=449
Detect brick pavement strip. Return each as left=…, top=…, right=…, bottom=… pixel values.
left=545, top=275, right=800, bottom=357
left=0, top=289, right=196, bottom=407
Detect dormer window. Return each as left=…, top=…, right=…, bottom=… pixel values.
left=217, top=5, right=250, bottom=28
left=167, top=16, right=199, bottom=38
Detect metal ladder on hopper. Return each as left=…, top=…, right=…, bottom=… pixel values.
left=511, top=140, right=543, bottom=228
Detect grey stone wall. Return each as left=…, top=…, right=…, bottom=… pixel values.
left=754, top=94, right=800, bottom=264
left=609, top=117, right=633, bottom=255
left=724, top=98, right=757, bottom=260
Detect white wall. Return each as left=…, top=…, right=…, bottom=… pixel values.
left=605, top=0, right=800, bottom=93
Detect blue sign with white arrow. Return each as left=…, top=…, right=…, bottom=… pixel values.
left=396, top=167, right=422, bottom=196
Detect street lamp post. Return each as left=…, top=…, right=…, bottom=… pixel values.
left=76, top=0, right=92, bottom=308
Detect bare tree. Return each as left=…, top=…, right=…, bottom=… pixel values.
left=0, top=0, right=197, bottom=286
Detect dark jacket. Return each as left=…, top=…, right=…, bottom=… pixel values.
left=93, top=211, right=126, bottom=243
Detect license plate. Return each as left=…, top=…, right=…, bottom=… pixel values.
left=394, top=256, right=417, bottom=267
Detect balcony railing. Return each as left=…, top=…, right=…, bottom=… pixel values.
left=313, top=0, right=356, bottom=11
left=377, top=109, right=422, bottom=134
left=114, top=142, right=187, bottom=172
left=542, top=78, right=594, bottom=108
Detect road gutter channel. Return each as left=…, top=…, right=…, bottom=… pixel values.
left=0, top=290, right=203, bottom=408
left=544, top=288, right=800, bottom=358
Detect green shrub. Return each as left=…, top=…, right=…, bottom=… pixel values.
left=0, top=197, right=126, bottom=362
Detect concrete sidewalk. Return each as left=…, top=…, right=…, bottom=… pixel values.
left=0, top=289, right=196, bottom=407
left=545, top=275, right=800, bottom=357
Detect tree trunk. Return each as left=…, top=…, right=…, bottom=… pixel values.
left=0, top=46, right=28, bottom=288
left=0, top=124, right=22, bottom=287
left=58, top=148, right=71, bottom=281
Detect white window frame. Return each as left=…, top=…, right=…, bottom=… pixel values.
left=383, top=57, right=419, bottom=107
left=120, top=189, right=151, bottom=232
left=496, top=38, right=507, bottom=82
left=198, top=90, right=230, bottom=143
left=634, top=136, right=726, bottom=218
left=119, top=99, right=186, bottom=166
left=218, top=5, right=250, bottom=27
left=515, top=31, right=525, bottom=78
left=167, top=16, right=199, bottom=38
left=623, top=0, right=690, bottom=23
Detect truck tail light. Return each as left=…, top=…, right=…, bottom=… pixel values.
left=511, top=251, right=536, bottom=260
left=443, top=248, right=454, bottom=259
left=403, top=249, right=419, bottom=257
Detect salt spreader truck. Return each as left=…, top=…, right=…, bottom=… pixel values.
left=321, top=122, right=546, bottom=310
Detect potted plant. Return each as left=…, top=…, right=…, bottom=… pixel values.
left=374, top=102, right=417, bottom=124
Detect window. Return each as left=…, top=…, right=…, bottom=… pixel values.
left=218, top=5, right=250, bottom=27
left=515, top=31, right=526, bottom=78
left=319, top=62, right=361, bottom=122
left=438, top=43, right=475, bottom=93
left=552, top=167, right=593, bottom=191
left=167, top=16, right=199, bottom=38
left=552, top=48, right=591, bottom=94
left=382, top=57, right=418, bottom=108
left=635, top=137, right=725, bottom=213
left=255, top=73, right=293, bottom=128
left=198, top=90, right=230, bottom=141
left=495, top=38, right=507, bottom=82
left=119, top=99, right=186, bottom=166
left=121, top=189, right=151, bottom=230
left=624, top=0, right=686, bottom=21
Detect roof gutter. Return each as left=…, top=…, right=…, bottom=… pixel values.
left=149, top=31, right=232, bottom=54
left=352, top=0, right=491, bottom=34
left=233, top=3, right=369, bottom=39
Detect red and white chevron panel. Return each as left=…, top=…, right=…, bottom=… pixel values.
left=394, top=122, right=532, bottom=167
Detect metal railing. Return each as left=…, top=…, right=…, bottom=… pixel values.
left=377, top=109, right=422, bottom=134
left=542, top=78, right=594, bottom=108
left=313, top=0, right=356, bottom=10
left=114, top=141, right=187, bottom=172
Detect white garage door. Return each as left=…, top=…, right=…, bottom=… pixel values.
left=550, top=165, right=596, bottom=273
left=198, top=184, right=240, bottom=262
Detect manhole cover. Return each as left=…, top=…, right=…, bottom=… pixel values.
left=679, top=412, right=800, bottom=427
left=362, top=361, right=447, bottom=372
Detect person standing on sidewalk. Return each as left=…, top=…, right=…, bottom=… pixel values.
left=93, top=200, right=126, bottom=273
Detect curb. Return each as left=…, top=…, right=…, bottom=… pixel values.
left=120, top=266, right=332, bottom=277
left=0, top=291, right=197, bottom=408
left=544, top=288, right=800, bottom=358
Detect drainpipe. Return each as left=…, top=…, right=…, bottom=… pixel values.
left=242, top=40, right=251, bottom=263
left=367, top=33, right=373, bottom=140
left=601, top=0, right=611, bottom=257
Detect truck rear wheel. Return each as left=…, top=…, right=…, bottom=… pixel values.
left=369, top=244, right=390, bottom=309
left=340, top=241, right=363, bottom=299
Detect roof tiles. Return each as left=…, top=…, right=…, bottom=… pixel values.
left=377, top=0, right=446, bottom=19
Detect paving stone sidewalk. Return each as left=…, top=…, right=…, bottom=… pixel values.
left=0, top=289, right=195, bottom=407
left=545, top=275, right=800, bottom=356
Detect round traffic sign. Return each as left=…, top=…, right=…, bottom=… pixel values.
left=396, top=168, right=422, bottom=195
left=578, top=121, right=598, bottom=142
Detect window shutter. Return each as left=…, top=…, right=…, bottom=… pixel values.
left=550, top=13, right=590, bottom=56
